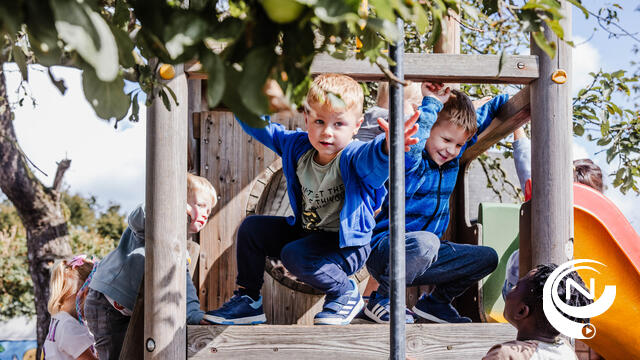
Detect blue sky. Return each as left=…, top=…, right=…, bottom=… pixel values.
left=2, top=0, right=639, bottom=231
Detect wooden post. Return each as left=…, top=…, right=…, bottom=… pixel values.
left=145, top=62, right=188, bottom=359
left=529, top=1, right=572, bottom=267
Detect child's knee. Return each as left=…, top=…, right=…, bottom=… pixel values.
left=408, top=232, right=440, bottom=262
left=480, top=246, right=499, bottom=272
left=280, top=243, right=306, bottom=276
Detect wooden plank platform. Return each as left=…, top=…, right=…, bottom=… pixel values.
left=187, top=323, right=516, bottom=359
left=186, top=53, right=539, bottom=84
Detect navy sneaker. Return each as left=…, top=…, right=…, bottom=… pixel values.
left=203, top=290, right=267, bottom=325
left=412, top=294, right=471, bottom=323
left=314, top=279, right=364, bottom=325
left=364, top=291, right=415, bottom=324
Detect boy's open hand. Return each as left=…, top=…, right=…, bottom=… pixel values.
left=378, top=110, right=420, bottom=154
left=421, top=82, right=451, bottom=104
left=264, top=79, right=294, bottom=116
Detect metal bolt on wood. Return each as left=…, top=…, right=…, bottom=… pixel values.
left=517, top=62, right=525, bottom=69
left=146, top=338, right=156, bottom=352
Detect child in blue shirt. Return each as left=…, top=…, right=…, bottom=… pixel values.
left=365, top=83, right=509, bottom=323
left=204, top=74, right=419, bottom=325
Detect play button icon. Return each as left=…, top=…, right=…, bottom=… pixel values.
left=582, top=323, right=596, bottom=339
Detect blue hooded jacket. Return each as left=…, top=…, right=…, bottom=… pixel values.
left=237, top=116, right=389, bottom=248
left=371, top=94, right=509, bottom=247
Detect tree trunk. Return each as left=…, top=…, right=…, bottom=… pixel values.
left=0, top=67, right=72, bottom=358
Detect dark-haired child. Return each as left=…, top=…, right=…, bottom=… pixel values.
left=484, top=264, right=593, bottom=360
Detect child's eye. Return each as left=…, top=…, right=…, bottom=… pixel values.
left=315, top=119, right=324, bottom=124
left=334, top=122, right=343, bottom=127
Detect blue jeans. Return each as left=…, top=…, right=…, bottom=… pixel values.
left=236, top=215, right=370, bottom=298
left=366, top=232, right=498, bottom=303
left=84, top=289, right=129, bottom=360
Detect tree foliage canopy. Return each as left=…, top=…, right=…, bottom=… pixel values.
left=1, top=0, right=639, bottom=194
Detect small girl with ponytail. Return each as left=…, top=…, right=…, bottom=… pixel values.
left=44, top=255, right=98, bottom=360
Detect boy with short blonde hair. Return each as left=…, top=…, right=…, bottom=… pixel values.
left=204, top=73, right=419, bottom=325
left=364, top=83, right=508, bottom=324
left=85, top=173, right=217, bottom=360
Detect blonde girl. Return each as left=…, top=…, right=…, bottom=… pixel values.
left=44, top=255, right=98, bottom=360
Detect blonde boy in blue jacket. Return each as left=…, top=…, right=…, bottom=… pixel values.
left=205, top=74, right=419, bottom=325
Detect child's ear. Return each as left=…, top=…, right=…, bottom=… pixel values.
left=354, top=116, right=364, bottom=135
left=514, top=303, right=530, bottom=321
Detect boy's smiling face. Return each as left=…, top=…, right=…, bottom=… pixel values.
left=187, top=192, right=213, bottom=234
left=425, top=119, right=471, bottom=165
left=304, top=101, right=363, bottom=165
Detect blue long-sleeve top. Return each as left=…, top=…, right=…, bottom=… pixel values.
left=237, top=115, right=390, bottom=248
left=371, top=94, right=509, bottom=246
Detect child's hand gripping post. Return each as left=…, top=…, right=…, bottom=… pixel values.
left=378, top=111, right=420, bottom=154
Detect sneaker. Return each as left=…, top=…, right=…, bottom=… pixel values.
left=364, top=291, right=415, bottom=324
left=314, top=279, right=364, bottom=325
left=203, top=290, right=267, bottom=325
left=412, top=294, right=471, bottom=323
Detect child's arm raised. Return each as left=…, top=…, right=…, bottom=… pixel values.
left=403, top=82, right=450, bottom=168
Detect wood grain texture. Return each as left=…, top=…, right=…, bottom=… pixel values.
left=186, top=324, right=517, bottom=359
left=145, top=62, right=188, bottom=359
left=529, top=1, right=573, bottom=266
left=460, top=86, right=532, bottom=164
left=185, top=53, right=538, bottom=84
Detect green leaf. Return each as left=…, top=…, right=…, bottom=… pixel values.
left=601, top=120, right=610, bottom=136
left=52, top=0, right=120, bottom=81
left=327, top=92, right=346, bottom=109
left=606, top=146, right=616, bottom=163
left=164, top=12, right=208, bottom=60
left=573, top=123, right=584, bottom=136
left=11, top=45, right=28, bottom=81
left=532, top=31, right=556, bottom=59
left=82, top=67, right=131, bottom=121
left=413, top=4, right=429, bottom=34
left=24, top=0, right=62, bottom=66
left=113, top=0, right=130, bottom=29
left=223, top=68, right=267, bottom=128
left=160, top=89, right=171, bottom=111
left=129, top=93, right=140, bottom=122
left=201, top=52, right=225, bottom=109
left=239, top=46, right=277, bottom=115
left=567, top=0, right=589, bottom=18
left=497, top=51, right=505, bottom=75
left=369, top=0, right=394, bottom=21
left=110, top=25, right=136, bottom=68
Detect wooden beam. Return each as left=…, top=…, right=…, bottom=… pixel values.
left=187, top=324, right=516, bottom=359
left=145, top=62, right=188, bottom=359
left=185, top=53, right=539, bottom=84
left=460, top=86, right=531, bottom=164
left=530, top=1, right=573, bottom=267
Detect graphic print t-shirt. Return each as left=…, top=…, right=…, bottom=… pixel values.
left=296, top=149, right=345, bottom=232
left=44, top=311, right=95, bottom=360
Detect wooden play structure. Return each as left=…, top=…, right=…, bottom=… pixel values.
left=135, top=2, right=577, bottom=359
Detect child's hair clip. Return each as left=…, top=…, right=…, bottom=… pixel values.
left=69, top=255, right=88, bottom=269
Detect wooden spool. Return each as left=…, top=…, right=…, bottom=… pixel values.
left=246, top=159, right=370, bottom=297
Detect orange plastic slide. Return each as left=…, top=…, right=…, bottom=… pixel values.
left=573, top=183, right=640, bottom=359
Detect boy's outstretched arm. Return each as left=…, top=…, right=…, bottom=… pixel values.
left=377, top=111, right=420, bottom=154
left=475, top=93, right=510, bottom=135
left=403, top=82, right=450, bottom=167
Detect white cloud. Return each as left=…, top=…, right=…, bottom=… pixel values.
left=572, top=141, right=590, bottom=160
left=4, top=64, right=146, bottom=213
left=571, top=36, right=601, bottom=94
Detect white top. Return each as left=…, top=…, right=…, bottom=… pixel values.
left=44, top=311, right=94, bottom=360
